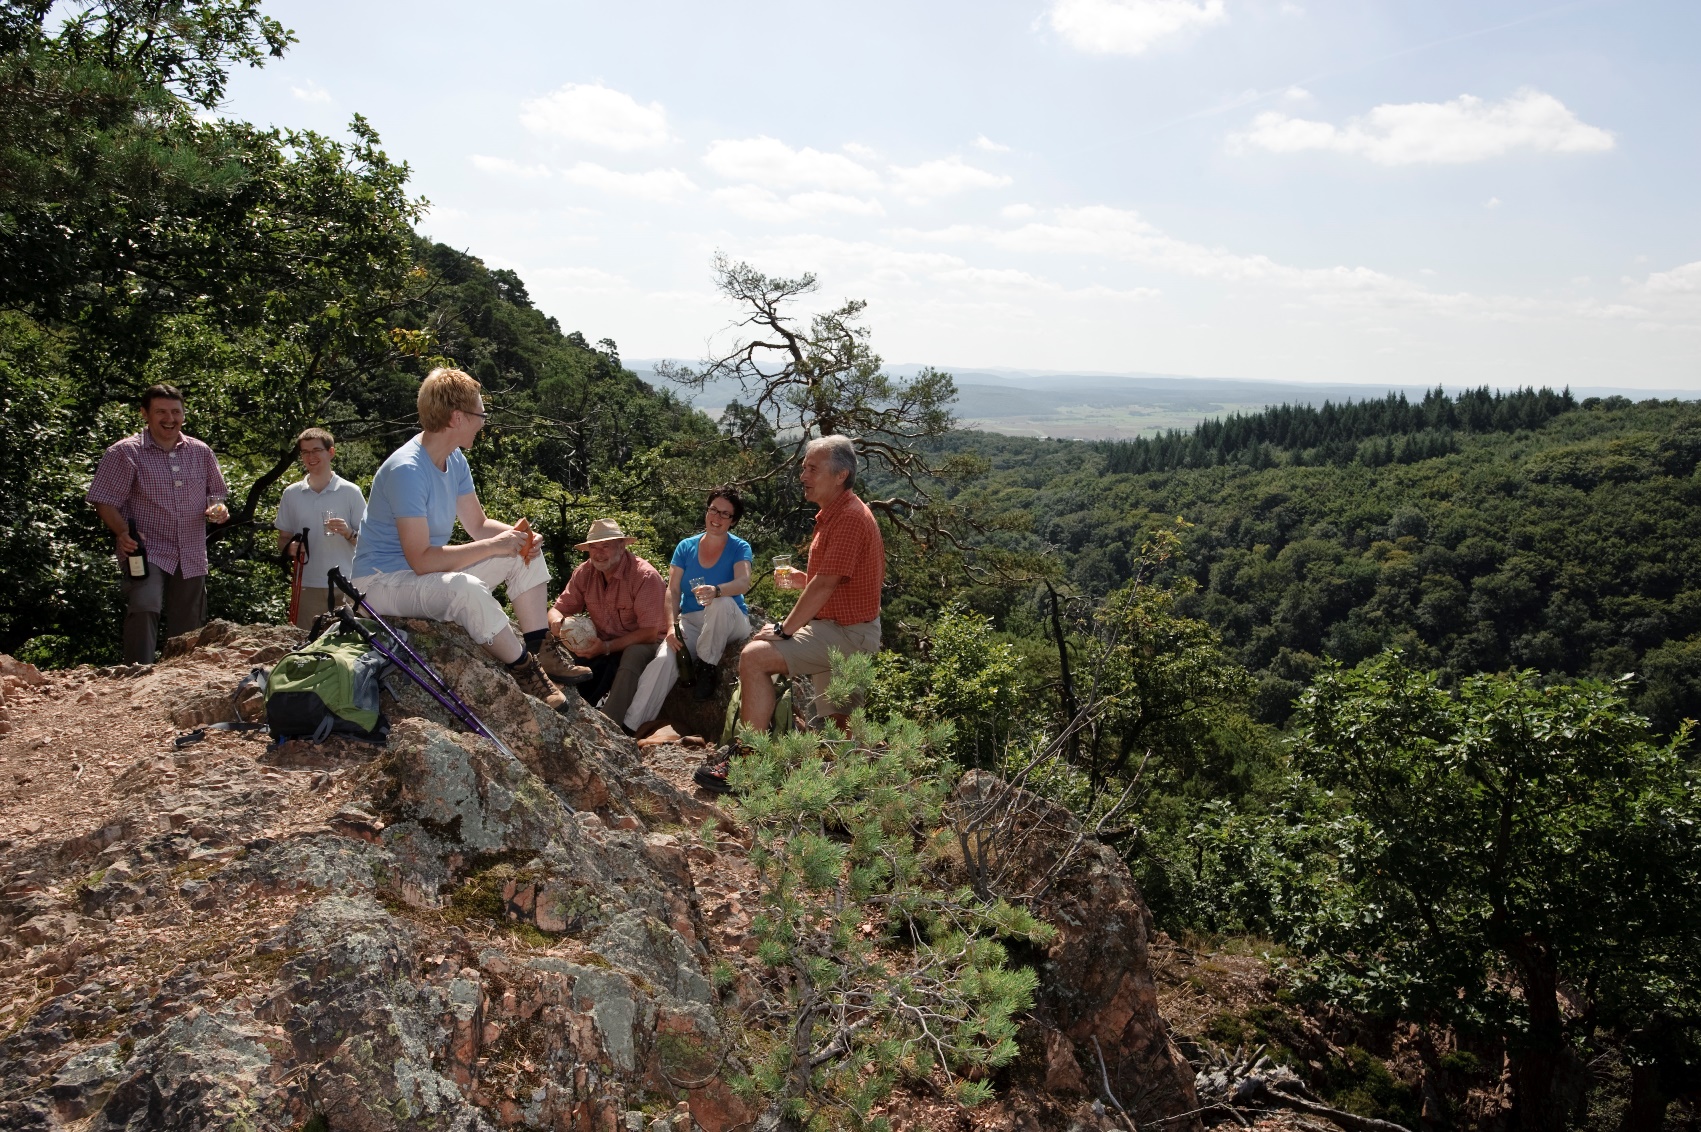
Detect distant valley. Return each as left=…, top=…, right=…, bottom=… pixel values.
left=631, top=361, right=1695, bottom=440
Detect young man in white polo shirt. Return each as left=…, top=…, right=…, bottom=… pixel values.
left=275, top=427, right=366, bottom=627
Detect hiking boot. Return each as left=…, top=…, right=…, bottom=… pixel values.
left=539, top=638, right=593, bottom=685
left=692, top=745, right=736, bottom=795
left=691, top=664, right=719, bottom=701
left=507, top=651, right=568, bottom=711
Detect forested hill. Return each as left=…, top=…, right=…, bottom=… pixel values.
left=933, top=392, right=1701, bottom=731
left=1094, top=385, right=1577, bottom=473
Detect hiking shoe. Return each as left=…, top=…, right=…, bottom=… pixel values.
left=507, top=651, right=568, bottom=711
left=539, top=638, right=593, bottom=685
left=691, top=664, right=719, bottom=701
left=692, top=746, right=735, bottom=795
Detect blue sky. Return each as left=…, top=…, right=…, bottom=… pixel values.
left=220, top=0, right=1701, bottom=389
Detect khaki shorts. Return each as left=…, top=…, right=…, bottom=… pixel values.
left=772, top=618, right=881, bottom=715
left=292, top=586, right=353, bottom=628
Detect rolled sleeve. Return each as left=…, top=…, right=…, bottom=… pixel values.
left=86, top=448, right=137, bottom=509
left=553, top=562, right=591, bottom=616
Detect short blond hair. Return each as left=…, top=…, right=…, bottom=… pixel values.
left=417, top=367, right=483, bottom=432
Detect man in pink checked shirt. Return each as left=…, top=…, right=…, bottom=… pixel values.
left=87, top=384, right=230, bottom=664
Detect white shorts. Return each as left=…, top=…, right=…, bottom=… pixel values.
left=352, top=551, right=550, bottom=645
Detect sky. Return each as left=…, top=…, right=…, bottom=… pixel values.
left=217, top=0, right=1701, bottom=390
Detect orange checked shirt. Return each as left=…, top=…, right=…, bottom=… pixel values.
left=806, top=490, right=885, bottom=625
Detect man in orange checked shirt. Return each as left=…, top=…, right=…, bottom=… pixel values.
left=694, top=434, right=884, bottom=795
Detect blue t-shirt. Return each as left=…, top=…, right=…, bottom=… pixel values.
left=351, top=436, right=476, bottom=577
left=670, top=533, right=753, bottom=614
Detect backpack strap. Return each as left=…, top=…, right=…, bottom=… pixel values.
left=173, top=666, right=274, bottom=747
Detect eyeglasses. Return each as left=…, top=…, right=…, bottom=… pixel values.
left=707, top=507, right=736, bottom=520
left=460, top=409, right=488, bottom=420
left=299, top=446, right=328, bottom=455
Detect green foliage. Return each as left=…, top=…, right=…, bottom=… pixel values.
left=1271, top=653, right=1701, bottom=1128
left=866, top=605, right=1030, bottom=769
left=916, top=394, right=1701, bottom=731
left=726, top=683, right=1051, bottom=1129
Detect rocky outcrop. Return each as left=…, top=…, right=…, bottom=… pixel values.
left=948, top=770, right=1203, bottom=1132
left=0, top=625, right=1197, bottom=1132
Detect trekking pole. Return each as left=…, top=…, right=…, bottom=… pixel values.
left=326, top=569, right=516, bottom=758
left=287, top=527, right=309, bottom=625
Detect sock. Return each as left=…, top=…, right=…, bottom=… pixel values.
left=523, top=628, right=547, bottom=654
left=504, top=652, right=529, bottom=670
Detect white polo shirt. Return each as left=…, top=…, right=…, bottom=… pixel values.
left=275, top=473, right=366, bottom=590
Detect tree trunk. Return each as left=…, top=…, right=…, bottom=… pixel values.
left=1622, top=1063, right=1669, bottom=1132
left=1507, top=937, right=1576, bottom=1132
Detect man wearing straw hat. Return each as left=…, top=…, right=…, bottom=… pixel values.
left=548, top=519, right=668, bottom=729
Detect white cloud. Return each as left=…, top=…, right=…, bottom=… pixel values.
left=1641, top=261, right=1701, bottom=295
left=974, top=134, right=1012, bottom=152
left=1485, top=196, right=1502, bottom=208
left=902, top=206, right=1501, bottom=318
left=469, top=155, right=551, bottom=179
left=526, top=265, right=635, bottom=294
left=561, top=162, right=697, bottom=202
left=519, top=82, right=670, bottom=151
left=1233, top=88, right=1615, bottom=165
left=1283, top=86, right=1312, bottom=103
left=1002, top=203, right=1038, bottom=220
left=842, top=142, right=879, bottom=160
left=703, top=136, right=882, bottom=192
left=887, top=157, right=1012, bottom=203
left=291, top=80, right=332, bottom=104
left=1047, top=0, right=1227, bottom=56
left=713, top=185, right=885, bottom=222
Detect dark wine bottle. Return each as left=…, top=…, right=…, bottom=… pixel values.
left=125, top=520, right=148, bottom=579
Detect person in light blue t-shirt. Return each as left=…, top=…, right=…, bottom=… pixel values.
left=664, top=487, right=754, bottom=700
left=348, top=367, right=579, bottom=710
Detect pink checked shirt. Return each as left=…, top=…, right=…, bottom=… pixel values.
left=86, top=431, right=228, bottom=578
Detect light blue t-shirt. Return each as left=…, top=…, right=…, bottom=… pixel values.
left=671, top=533, right=753, bottom=614
left=351, top=436, right=476, bottom=577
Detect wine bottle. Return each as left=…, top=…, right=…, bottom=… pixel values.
left=125, top=520, right=148, bottom=579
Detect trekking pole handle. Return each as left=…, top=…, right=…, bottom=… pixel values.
left=327, top=567, right=361, bottom=603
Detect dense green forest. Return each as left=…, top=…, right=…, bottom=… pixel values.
left=3, top=4, right=1698, bottom=1132
left=911, top=393, right=1701, bottom=734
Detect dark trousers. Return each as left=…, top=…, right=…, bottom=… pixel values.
left=120, top=565, right=208, bottom=664
left=577, top=640, right=659, bottom=726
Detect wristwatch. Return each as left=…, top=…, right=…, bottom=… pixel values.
left=772, top=623, right=792, bottom=640
left=712, top=585, right=721, bottom=598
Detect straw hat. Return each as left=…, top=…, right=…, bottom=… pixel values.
left=575, top=518, right=637, bottom=550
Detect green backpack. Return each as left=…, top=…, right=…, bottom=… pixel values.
left=264, top=619, right=395, bottom=743
left=721, top=677, right=794, bottom=747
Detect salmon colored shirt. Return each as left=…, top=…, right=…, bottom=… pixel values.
left=553, top=551, right=668, bottom=642
left=807, top=490, right=885, bottom=625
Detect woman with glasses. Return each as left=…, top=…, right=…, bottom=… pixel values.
left=349, top=367, right=573, bottom=710
left=665, top=487, right=754, bottom=700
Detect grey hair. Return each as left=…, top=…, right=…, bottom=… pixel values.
left=807, top=433, right=858, bottom=488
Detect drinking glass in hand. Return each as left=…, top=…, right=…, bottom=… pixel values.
left=772, top=554, right=803, bottom=590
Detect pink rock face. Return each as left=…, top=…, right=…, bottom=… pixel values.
left=949, top=770, right=1202, bottom=1132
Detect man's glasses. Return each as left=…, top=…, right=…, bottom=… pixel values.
left=460, top=409, right=488, bottom=420
left=299, top=446, right=328, bottom=455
